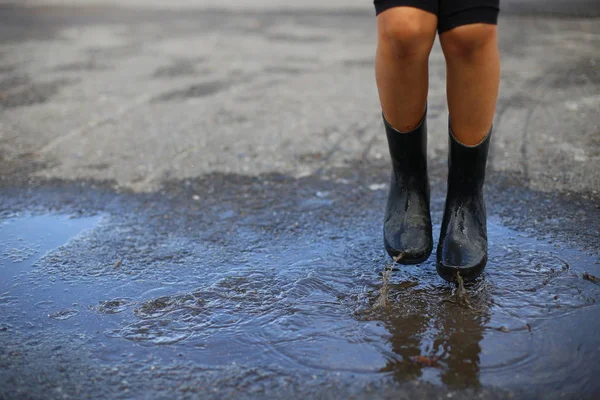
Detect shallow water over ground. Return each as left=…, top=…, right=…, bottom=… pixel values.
left=1, top=200, right=599, bottom=398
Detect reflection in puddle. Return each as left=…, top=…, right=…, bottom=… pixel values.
left=0, top=213, right=598, bottom=396
left=0, top=214, right=103, bottom=330
left=0, top=213, right=102, bottom=276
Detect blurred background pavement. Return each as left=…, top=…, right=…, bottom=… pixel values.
left=0, top=0, right=598, bottom=195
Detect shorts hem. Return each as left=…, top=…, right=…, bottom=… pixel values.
left=374, top=2, right=500, bottom=34
left=438, top=6, right=500, bottom=33
left=374, top=0, right=437, bottom=17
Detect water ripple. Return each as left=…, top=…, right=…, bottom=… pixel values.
left=49, top=309, right=79, bottom=320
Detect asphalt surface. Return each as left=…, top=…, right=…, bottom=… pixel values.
left=0, top=0, right=598, bottom=194
left=1, top=1, right=599, bottom=399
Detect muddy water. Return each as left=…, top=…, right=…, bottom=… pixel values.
left=1, top=212, right=599, bottom=397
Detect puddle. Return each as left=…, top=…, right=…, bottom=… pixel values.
left=0, top=213, right=102, bottom=278
left=0, top=211, right=599, bottom=397
left=0, top=213, right=102, bottom=329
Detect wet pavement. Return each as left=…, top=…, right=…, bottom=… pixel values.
left=1, top=1, right=600, bottom=399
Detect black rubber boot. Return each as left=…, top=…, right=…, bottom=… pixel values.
left=437, top=123, right=492, bottom=282
left=383, top=113, right=433, bottom=264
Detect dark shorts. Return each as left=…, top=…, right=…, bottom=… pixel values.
left=373, top=0, right=500, bottom=33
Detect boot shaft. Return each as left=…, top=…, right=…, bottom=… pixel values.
left=447, top=124, right=492, bottom=196
left=383, top=113, right=429, bottom=192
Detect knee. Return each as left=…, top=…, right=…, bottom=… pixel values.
left=440, top=24, right=497, bottom=61
left=377, top=8, right=437, bottom=59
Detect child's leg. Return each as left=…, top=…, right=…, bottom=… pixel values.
left=438, top=2, right=500, bottom=145
left=440, top=24, right=500, bottom=145
left=374, top=3, right=440, bottom=263
left=375, top=5, right=438, bottom=132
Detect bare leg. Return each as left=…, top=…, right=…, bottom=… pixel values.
left=440, top=24, right=500, bottom=145
left=375, top=7, right=438, bottom=132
